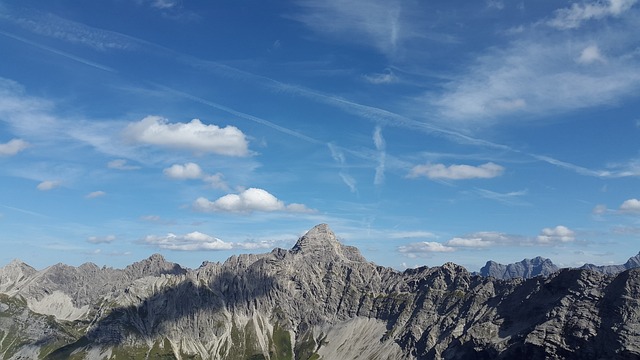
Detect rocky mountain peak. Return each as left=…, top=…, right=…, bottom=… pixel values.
left=124, top=253, right=187, bottom=278
left=291, top=223, right=340, bottom=253
left=290, top=223, right=366, bottom=262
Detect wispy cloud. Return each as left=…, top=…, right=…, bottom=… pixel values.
left=36, top=180, right=60, bottom=191
left=547, top=0, right=637, bottom=29
left=473, top=188, right=528, bottom=206
left=107, top=159, right=140, bottom=171
left=0, top=31, right=117, bottom=73
left=328, top=143, right=358, bottom=193
left=408, top=162, right=504, bottom=180
left=430, top=2, right=640, bottom=125
left=289, top=0, right=403, bottom=55
left=85, top=191, right=106, bottom=199
left=0, top=138, right=29, bottom=156
left=373, top=125, right=386, bottom=186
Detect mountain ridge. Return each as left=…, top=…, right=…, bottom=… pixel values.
left=1, top=223, right=639, bottom=359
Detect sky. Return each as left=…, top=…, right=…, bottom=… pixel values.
left=0, top=0, right=639, bottom=272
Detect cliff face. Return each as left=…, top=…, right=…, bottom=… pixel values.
left=1, top=224, right=639, bottom=360
left=479, top=256, right=560, bottom=279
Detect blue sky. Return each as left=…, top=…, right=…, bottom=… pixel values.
left=1, top=0, right=639, bottom=271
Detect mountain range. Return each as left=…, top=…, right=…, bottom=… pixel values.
left=479, top=252, right=640, bottom=279
left=1, top=224, right=639, bottom=359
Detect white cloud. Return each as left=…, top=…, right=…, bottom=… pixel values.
left=447, top=237, right=494, bottom=248
left=143, top=231, right=234, bottom=251
left=36, top=180, right=60, bottom=191
left=85, top=190, right=106, bottom=199
left=408, top=162, right=504, bottom=180
left=620, top=198, right=640, bottom=212
left=87, top=235, right=116, bottom=244
left=431, top=17, right=640, bottom=124
left=339, top=173, right=358, bottom=193
left=577, top=45, right=606, bottom=64
left=0, top=138, right=29, bottom=156
left=398, top=241, right=456, bottom=256
left=124, top=116, right=249, bottom=156
left=548, top=0, right=637, bottom=29
left=193, top=188, right=314, bottom=213
left=536, top=225, right=575, bottom=243
left=445, top=231, right=516, bottom=248
left=290, top=0, right=403, bottom=55
left=163, top=162, right=203, bottom=179
left=107, top=159, right=140, bottom=170
left=162, top=162, right=229, bottom=189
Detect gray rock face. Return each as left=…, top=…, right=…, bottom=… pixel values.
left=479, top=256, right=560, bottom=279
left=580, top=252, right=640, bottom=275
left=1, top=223, right=639, bottom=360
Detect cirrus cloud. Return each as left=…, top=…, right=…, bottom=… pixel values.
left=193, top=188, right=314, bottom=214
left=124, top=116, right=250, bottom=156
left=408, top=162, right=504, bottom=180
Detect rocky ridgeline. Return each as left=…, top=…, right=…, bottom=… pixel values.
left=480, top=253, right=640, bottom=280
left=0, top=224, right=639, bottom=359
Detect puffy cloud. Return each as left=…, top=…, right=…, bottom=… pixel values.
left=37, top=180, right=60, bottom=191
left=124, top=116, right=249, bottom=156
left=536, top=225, right=575, bottom=243
left=142, top=231, right=234, bottom=251
left=408, top=162, right=504, bottom=180
left=577, top=45, right=606, bottom=64
left=85, top=190, right=106, bottom=199
left=193, top=188, right=314, bottom=213
left=547, top=0, right=637, bottom=29
left=0, top=138, right=29, bottom=156
left=620, top=198, right=640, bottom=212
left=107, top=159, right=140, bottom=170
left=163, top=162, right=203, bottom=179
left=163, top=162, right=229, bottom=189
left=398, top=241, right=456, bottom=256
left=446, top=231, right=515, bottom=248
left=87, top=235, right=116, bottom=244
left=447, top=237, right=493, bottom=248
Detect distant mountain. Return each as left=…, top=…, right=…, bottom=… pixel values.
left=1, top=224, right=639, bottom=359
left=480, top=252, right=640, bottom=280
left=580, top=252, right=640, bottom=275
left=479, top=256, right=559, bottom=279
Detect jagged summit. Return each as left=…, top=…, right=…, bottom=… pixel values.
left=124, top=253, right=187, bottom=277
left=291, top=223, right=339, bottom=252
left=290, top=224, right=366, bottom=262
left=480, top=256, right=559, bottom=279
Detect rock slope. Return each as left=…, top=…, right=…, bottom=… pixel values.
left=0, top=224, right=639, bottom=360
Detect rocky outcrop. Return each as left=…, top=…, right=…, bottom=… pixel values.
left=479, top=256, right=559, bottom=279
left=1, top=224, right=639, bottom=359
left=580, top=252, right=640, bottom=275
